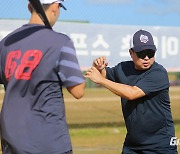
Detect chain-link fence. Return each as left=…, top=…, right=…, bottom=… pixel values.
left=0, top=0, right=117, bottom=24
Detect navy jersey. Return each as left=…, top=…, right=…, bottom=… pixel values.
left=106, top=61, right=176, bottom=150
left=0, top=24, right=85, bottom=153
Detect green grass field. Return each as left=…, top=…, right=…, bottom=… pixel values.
left=0, top=86, right=180, bottom=153
left=64, top=87, right=180, bottom=153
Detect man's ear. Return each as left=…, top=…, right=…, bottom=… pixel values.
left=51, top=3, right=59, bottom=15
left=129, top=49, right=133, bottom=58
left=28, top=3, right=33, bottom=13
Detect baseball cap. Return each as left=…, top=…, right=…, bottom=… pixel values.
left=130, top=29, right=156, bottom=52
left=40, top=0, right=67, bottom=10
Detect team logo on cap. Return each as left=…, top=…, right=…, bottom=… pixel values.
left=140, top=35, right=149, bottom=43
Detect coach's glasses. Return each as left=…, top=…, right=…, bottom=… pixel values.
left=136, top=49, right=155, bottom=59
left=59, top=3, right=67, bottom=10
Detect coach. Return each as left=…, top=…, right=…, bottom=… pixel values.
left=85, top=29, right=177, bottom=154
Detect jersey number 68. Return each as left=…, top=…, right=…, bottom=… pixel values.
left=5, top=50, right=43, bottom=81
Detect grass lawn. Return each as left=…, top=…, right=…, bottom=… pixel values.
left=0, top=86, right=179, bottom=153
left=70, top=124, right=180, bottom=153
left=66, top=87, right=180, bottom=153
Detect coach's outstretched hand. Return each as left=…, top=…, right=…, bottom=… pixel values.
left=85, top=66, right=104, bottom=84
left=93, top=56, right=108, bottom=72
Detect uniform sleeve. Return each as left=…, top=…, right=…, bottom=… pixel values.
left=0, top=41, right=3, bottom=84
left=106, top=66, right=118, bottom=82
left=57, top=39, right=85, bottom=87
left=135, top=68, right=170, bottom=95
left=106, top=63, right=124, bottom=83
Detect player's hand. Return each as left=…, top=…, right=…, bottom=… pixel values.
left=85, top=66, right=104, bottom=84
left=92, top=56, right=108, bottom=72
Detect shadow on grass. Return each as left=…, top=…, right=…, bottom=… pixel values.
left=68, top=119, right=180, bottom=129
left=69, top=121, right=125, bottom=129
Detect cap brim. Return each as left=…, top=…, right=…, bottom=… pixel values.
left=132, top=45, right=156, bottom=52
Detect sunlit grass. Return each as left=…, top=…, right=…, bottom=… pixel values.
left=0, top=86, right=179, bottom=153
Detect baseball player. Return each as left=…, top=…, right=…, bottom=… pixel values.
left=85, top=30, right=177, bottom=154
left=0, top=0, right=85, bottom=153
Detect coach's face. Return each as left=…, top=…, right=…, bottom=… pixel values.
left=130, top=49, right=155, bottom=70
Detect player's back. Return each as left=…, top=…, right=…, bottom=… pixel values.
left=0, top=24, right=76, bottom=153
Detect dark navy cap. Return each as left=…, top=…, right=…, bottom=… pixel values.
left=130, top=29, right=157, bottom=52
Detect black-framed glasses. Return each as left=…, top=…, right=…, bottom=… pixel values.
left=59, top=3, right=67, bottom=10
left=135, top=49, right=155, bottom=59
